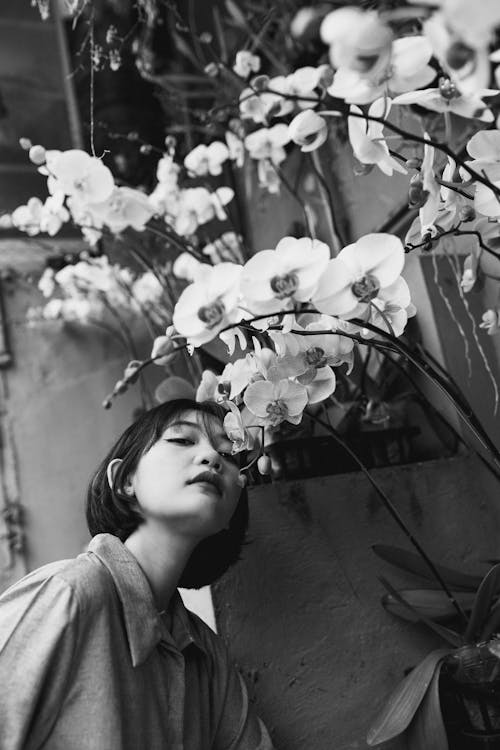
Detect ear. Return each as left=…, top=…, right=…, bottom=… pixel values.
left=106, top=458, right=123, bottom=492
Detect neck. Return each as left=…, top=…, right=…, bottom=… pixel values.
left=124, top=522, right=197, bottom=611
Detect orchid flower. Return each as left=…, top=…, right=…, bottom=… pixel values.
left=409, top=0, right=500, bottom=50
left=202, top=232, right=245, bottom=265
left=172, top=262, right=244, bottom=346
left=196, top=370, right=229, bottom=404
left=289, top=110, right=328, bottom=152
left=286, top=65, right=333, bottom=109
left=240, top=236, right=330, bottom=315
left=47, top=149, right=115, bottom=204
left=269, top=316, right=355, bottom=383
left=463, top=130, right=500, bottom=217
left=239, top=78, right=294, bottom=123
left=320, top=7, right=393, bottom=77
left=174, top=187, right=234, bottom=236
left=80, top=186, right=154, bottom=234
left=419, top=140, right=441, bottom=234
left=348, top=99, right=407, bottom=177
left=392, top=78, right=498, bottom=121
left=172, top=253, right=207, bottom=283
left=225, top=131, right=245, bottom=168
left=312, top=233, right=405, bottom=318
left=244, top=378, right=308, bottom=428
left=244, top=124, right=290, bottom=165
left=327, top=36, right=436, bottom=105
left=362, top=277, right=415, bottom=338
left=233, top=51, right=261, bottom=79
left=184, top=142, right=230, bottom=177
left=422, top=12, right=492, bottom=94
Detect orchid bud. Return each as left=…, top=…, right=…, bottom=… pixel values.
left=289, top=110, right=328, bottom=152
left=172, top=252, right=203, bottom=282
left=124, top=360, right=143, bottom=382
left=480, top=309, right=500, bottom=335
left=19, top=137, right=32, bottom=151
left=204, top=62, right=219, bottom=78
left=113, top=379, right=128, bottom=395
left=151, top=337, right=176, bottom=366
left=29, top=145, right=46, bottom=166
left=257, top=455, right=272, bottom=475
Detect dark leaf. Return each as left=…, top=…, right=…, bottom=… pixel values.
left=225, top=0, right=247, bottom=27
left=366, top=648, right=450, bottom=745
left=383, top=588, right=475, bottom=622
left=481, top=600, right=500, bottom=641
left=372, top=544, right=483, bottom=591
left=465, top=563, right=500, bottom=642
left=378, top=578, right=461, bottom=647
left=406, top=658, right=448, bottom=750
left=212, top=6, right=228, bottom=64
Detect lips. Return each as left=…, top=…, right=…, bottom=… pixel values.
left=188, top=471, right=223, bottom=496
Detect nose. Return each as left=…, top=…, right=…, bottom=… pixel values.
left=193, top=441, right=222, bottom=471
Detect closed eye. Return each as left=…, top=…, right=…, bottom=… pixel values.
left=165, top=438, right=193, bottom=445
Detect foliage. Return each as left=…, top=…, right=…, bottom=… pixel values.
left=368, top=544, right=500, bottom=748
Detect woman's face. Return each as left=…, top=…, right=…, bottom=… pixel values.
left=129, top=409, right=242, bottom=539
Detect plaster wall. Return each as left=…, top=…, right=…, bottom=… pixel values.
left=214, top=455, right=500, bottom=749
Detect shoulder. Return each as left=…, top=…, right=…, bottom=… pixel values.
left=0, top=551, right=114, bottom=620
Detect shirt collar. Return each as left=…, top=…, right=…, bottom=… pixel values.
left=87, top=534, right=207, bottom=666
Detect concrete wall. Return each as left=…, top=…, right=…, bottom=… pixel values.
left=214, top=454, right=500, bottom=749
left=0, top=239, right=159, bottom=589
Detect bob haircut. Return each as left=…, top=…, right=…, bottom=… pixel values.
left=86, top=398, right=248, bottom=589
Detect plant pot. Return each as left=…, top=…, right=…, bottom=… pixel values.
left=440, top=643, right=500, bottom=750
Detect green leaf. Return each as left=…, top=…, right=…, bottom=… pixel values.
left=383, top=588, right=476, bottom=622
left=465, top=563, right=500, bottom=642
left=366, top=649, right=450, bottom=746
left=406, top=658, right=449, bottom=750
left=372, top=544, right=483, bottom=591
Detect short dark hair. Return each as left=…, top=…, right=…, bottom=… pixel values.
left=86, top=399, right=248, bottom=588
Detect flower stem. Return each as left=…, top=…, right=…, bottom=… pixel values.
left=307, top=410, right=469, bottom=626
left=321, top=109, right=500, bottom=199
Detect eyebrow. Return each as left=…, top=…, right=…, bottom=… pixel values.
left=166, top=420, right=229, bottom=442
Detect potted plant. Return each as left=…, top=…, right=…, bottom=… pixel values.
left=367, top=545, right=500, bottom=749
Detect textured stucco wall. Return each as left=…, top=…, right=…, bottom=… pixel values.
left=214, top=455, right=500, bottom=750
left=0, top=256, right=156, bottom=586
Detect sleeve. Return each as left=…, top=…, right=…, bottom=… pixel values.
left=212, top=638, right=275, bottom=750
left=0, top=573, right=80, bottom=750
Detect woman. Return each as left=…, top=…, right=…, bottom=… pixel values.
left=0, top=399, right=273, bottom=750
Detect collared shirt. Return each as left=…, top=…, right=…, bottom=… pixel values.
left=0, top=534, right=273, bottom=750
